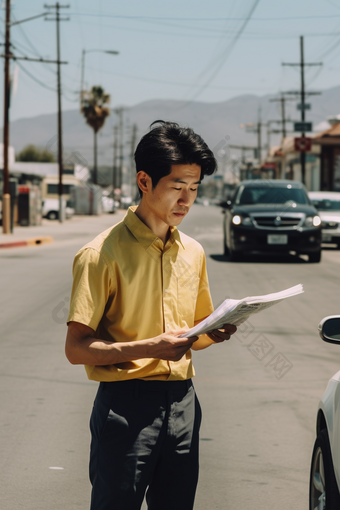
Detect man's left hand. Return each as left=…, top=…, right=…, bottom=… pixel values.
left=206, top=324, right=237, bottom=343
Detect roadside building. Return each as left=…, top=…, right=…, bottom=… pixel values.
left=263, top=137, right=321, bottom=190
left=313, top=119, right=340, bottom=191
left=9, top=161, right=89, bottom=201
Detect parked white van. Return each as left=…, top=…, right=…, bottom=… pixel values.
left=42, top=198, right=74, bottom=220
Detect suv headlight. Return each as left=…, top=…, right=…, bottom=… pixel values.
left=232, top=215, right=241, bottom=225
left=304, top=215, right=321, bottom=227
left=232, top=215, right=253, bottom=226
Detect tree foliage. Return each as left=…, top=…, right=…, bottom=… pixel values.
left=81, top=86, right=110, bottom=133
left=16, top=144, right=55, bottom=163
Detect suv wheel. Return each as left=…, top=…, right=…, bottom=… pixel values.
left=309, top=428, right=340, bottom=510
left=309, top=250, right=321, bottom=263
left=47, top=211, right=58, bottom=220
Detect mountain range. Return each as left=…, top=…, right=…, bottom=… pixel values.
left=4, top=85, right=340, bottom=167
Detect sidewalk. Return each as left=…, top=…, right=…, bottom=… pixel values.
left=0, top=210, right=127, bottom=249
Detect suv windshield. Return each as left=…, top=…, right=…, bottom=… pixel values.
left=310, top=199, right=340, bottom=211
left=235, top=186, right=309, bottom=205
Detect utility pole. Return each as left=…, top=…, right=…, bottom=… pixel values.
left=115, top=107, right=124, bottom=193
left=242, top=107, right=265, bottom=165
left=2, top=0, right=11, bottom=233
left=266, top=121, right=282, bottom=156
left=112, top=124, right=118, bottom=212
left=80, top=49, right=85, bottom=111
left=265, top=119, right=295, bottom=156
left=257, top=107, right=262, bottom=165
left=1, top=4, right=67, bottom=233
left=45, top=3, right=69, bottom=222
left=282, top=36, right=322, bottom=184
left=270, top=94, right=295, bottom=139
left=129, top=124, right=137, bottom=201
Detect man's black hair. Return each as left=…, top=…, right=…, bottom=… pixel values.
left=134, top=120, right=217, bottom=197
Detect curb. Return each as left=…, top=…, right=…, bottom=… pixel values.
left=0, top=236, right=54, bottom=249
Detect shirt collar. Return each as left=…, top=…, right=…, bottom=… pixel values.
left=124, top=206, right=185, bottom=250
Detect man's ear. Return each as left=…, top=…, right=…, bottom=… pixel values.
left=136, top=171, right=152, bottom=195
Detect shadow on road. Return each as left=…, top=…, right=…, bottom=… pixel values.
left=210, top=252, right=309, bottom=264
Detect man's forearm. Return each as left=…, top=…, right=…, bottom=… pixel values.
left=65, top=333, right=151, bottom=366
left=65, top=323, right=196, bottom=365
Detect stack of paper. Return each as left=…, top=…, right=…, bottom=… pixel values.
left=179, top=284, right=304, bottom=338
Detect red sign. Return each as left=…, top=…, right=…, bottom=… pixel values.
left=263, top=163, right=276, bottom=169
left=18, top=186, right=30, bottom=194
left=294, top=137, right=312, bottom=152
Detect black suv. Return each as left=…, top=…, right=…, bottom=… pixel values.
left=221, top=180, right=322, bottom=262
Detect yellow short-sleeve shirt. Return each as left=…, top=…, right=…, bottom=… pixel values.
left=67, top=206, right=214, bottom=382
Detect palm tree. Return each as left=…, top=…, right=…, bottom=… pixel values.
left=81, top=86, right=110, bottom=185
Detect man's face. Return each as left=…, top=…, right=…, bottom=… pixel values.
left=142, top=163, right=201, bottom=227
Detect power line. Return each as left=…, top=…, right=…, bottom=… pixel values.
left=11, top=13, right=56, bottom=76
left=43, top=14, right=340, bottom=39
left=17, top=66, right=77, bottom=101
left=9, top=41, right=76, bottom=99
left=66, top=12, right=340, bottom=21
left=74, top=0, right=85, bottom=45
left=10, top=11, right=80, bottom=102
left=186, top=0, right=262, bottom=102
left=15, top=60, right=56, bottom=91
left=68, top=61, right=276, bottom=91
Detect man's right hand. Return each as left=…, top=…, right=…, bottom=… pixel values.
left=143, top=330, right=198, bottom=362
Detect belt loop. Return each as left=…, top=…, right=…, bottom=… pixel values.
left=134, top=380, right=139, bottom=399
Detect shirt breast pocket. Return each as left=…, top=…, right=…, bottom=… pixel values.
left=177, top=272, right=199, bottom=322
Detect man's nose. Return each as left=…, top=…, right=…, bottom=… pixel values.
left=178, top=190, right=190, bottom=205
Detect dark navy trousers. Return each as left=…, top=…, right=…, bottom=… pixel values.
left=89, top=379, right=202, bottom=510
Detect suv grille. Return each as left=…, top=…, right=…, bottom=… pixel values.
left=253, top=216, right=301, bottom=228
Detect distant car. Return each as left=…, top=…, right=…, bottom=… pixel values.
left=309, top=315, right=340, bottom=510
left=42, top=198, right=74, bottom=220
left=309, top=192, right=340, bottom=248
left=221, top=180, right=322, bottom=262
left=120, top=196, right=132, bottom=209
left=101, top=196, right=119, bottom=213
left=65, top=199, right=75, bottom=219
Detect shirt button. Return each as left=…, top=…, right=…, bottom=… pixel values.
left=165, top=288, right=167, bottom=293
left=167, top=324, right=170, bottom=328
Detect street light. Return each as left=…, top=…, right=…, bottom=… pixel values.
left=80, top=49, right=119, bottom=109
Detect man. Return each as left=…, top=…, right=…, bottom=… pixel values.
left=65, top=121, right=237, bottom=510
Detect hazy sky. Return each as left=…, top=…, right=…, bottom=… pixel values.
left=1, top=0, right=340, bottom=122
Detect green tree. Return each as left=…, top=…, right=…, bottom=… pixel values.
left=16, top=144, right=55, bottom=162
left=81, top=86, right=110, bottom=185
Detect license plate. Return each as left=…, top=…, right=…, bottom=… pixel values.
left=267, top=234, right=288, bottom=245
left=322, top=234, right=332, bottom=242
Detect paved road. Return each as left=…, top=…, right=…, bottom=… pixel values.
left=1, top=205, right=340, bottom=509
